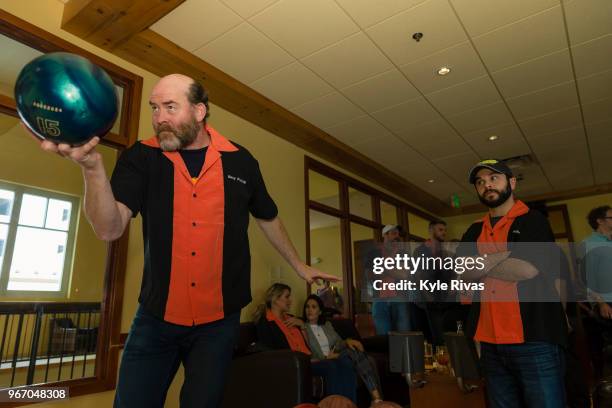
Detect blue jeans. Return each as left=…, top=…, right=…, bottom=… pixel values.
left=311, top=354, right=358, bottom=402
left=372, top=302, right=411, bottom=335
left=480, top=342, right=566, bottom=408
left=114, top=305, right=240, bottom=408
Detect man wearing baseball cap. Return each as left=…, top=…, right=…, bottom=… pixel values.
left=370, top=225, right=412, bottom=335
left=458, top=159, right=568, bottom=408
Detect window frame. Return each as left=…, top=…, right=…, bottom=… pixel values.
left=0, top=180, right=80, bottom=298
left=305, top=156, right=438, bottom=318
left=0, top=9, right=142, bottom=401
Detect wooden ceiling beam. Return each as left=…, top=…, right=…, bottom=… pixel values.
left=61, top=0, right=185, bottom=50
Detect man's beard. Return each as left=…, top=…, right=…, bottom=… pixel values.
left=155, top=117, right=200, bottom=151
left=478, top=182, right=513, bottom=208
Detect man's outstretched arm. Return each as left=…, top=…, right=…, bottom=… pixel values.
left=26, top=127, right=131, bottom=241
left=256, top=217, right=341, bottom=284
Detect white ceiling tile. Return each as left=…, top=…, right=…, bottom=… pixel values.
left=447, top=102, right=514, bottom=134
left=301, top=32, right=393, bottom=89
left=563, top=175, right=594, bottom=194
left=578, top=69, right=612, bottom=104
left=431, top=151, right=481, bottom=186
left=590, top=135, right=612, bottom=153
left=593, top=167, right=612, bottom=185
left=353, top=136, right=421, bottom=173
left=151, top=0, right=242, bottom=51
left=425, top=75, right=501, bottom=116
left=335, top=0, right=428, bottom=29
left=572, top=35, right=612, bottom=78
left=586, top=119, right=612, bottom=143
left=510, top=163, right=550, bottom=187
left=400, top=41, right=487, bottom=94
left=341, top=69, right=421, bottom=112
left=412, top=175, right=467, bottom=201
left=450, top=0, right=559, bottom=37
left=397, top=120, right=471, bottom=160
left=563, top=0, right=612, bottom=46
left=193, top=23, right=294, bottom=83
left=582, top=97, right=612, bottom=124
left=540, top=149, right=594, bottom=189
left=388, top=154, right=448, bottom=185
left=250, top=62, right=333, bottom=108
left=249, top=0, right=359, bottom=58
left=518, top=106, right=582, bottom=137
left=366, top=0, right=467, bottom=67
left=324, top=115, right=394, bottom=147
left=371, top=98, right=441, bottom=133
left=534, top=141, right=593, bottom=185
left=550, top=175, right=594, bottom=190
left=516, top=182, right=554, bottom=198
left=221, top=0, right=279, bottom=19
left=504, top=164, right=552, bottom=194
left=514, top=182, right=553, bottom=201
left=526, top=126, right=586, bottom=152
left=463, top=123, right=531, bottom=159
left=390, top=145, right=430, bottom=171
left=473, top=6, right=567, bottom=72
left=506, top=81, right=579, bottom=120
left=491, top=49, right=573, bottom=99
left=591, top=144, right=612, bottom=184
left=291, top=92, right=364, bottom=129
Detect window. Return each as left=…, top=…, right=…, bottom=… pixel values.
left=305, top=157, right=438, bottom=319
left=0, top=181, right=79, bottom=297
left=0, top=10, right=142, bottom=393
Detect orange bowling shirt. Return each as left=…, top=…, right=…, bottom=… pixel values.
left=110, top=125, right=278, bottom=325
left=457, top=200, right=568, bottom=346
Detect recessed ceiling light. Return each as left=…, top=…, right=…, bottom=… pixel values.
left=488, top=135, right=499, bottom=141
left=437, top=66, right=451, bottom=76
left=428, top=179, right=435, bottom=183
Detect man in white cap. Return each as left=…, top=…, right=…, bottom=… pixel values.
left=371, top=225, right=411, bottom=335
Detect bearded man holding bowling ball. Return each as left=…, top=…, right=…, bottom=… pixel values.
left=25, top=73, right=339, bottom=408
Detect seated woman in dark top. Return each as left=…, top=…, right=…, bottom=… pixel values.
left=254, top=283, right=357, bottom=403
left=303, top=295, right=383, bottom=406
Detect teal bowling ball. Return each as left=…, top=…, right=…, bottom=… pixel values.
left=14, top=52, right=118, bottom=146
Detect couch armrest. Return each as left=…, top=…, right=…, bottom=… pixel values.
left=222, top=350, right=312, bottom=408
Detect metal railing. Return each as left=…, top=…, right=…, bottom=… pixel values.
left=0, top=302, right=100, bottom=388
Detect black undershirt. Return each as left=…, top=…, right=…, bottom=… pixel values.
left=179, top=147, right=207, bottom=178
left=490, top=216, right=502, bottom=227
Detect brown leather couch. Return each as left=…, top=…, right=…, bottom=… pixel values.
left=222, top=318, right=410, bottom=408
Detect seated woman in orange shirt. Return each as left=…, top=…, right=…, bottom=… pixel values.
left=254, top=283, right=357, bottom=403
